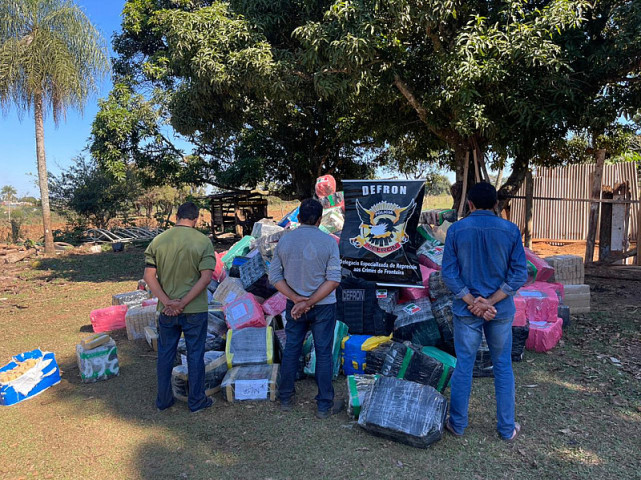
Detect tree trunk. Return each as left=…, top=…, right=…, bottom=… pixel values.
left=497, top=157, right=530, bottom=213
left=34, top=94, right=55, bottom=255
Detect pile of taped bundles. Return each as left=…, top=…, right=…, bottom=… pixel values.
left=400, top=265, right=435, bottom=302
left=125, top=305, right=158, bottom=340
left=225, top=327, right=274, bottom=368
left=393, top=298, right=441, bottom=347
left=429, top=296, right=455, bottom=354
left=416, top=225, right=445, bottom=270
left=90, top=305, right=128, bottom=333
left=112, top=290, right=149, bottom=308
left=222, top=236, right=253, bottom=270
left=223, top=293, right=266, bottom=330
left=511, top=323, right=530, bottom=362
left=421, top=346, right=457, bottom=392
left=176, top=333, right=225, bottom=365
left=274, top=329, right=307, bottom=380
left=562, top=284, right=590, bottom=314
left=341, top=335, right=391, bottom=375
left=364, top=341, right=394, bottom=374
left=257, top=229, right=289, bottom=263
left=544, top=254, right=584, bottom=285
left=239, top=254, right=276, bottom=298
left=319, top=207, right=344, bottom=234
left=262, top=292, right=287, bottom=316
left=474, top=332, right=493, bottom=377
left=251, top=219, right=283, bottom=239
left=380, top=342, right=447, bottom=392
left=337, top=277, right=393, bottom=335
left=213, top=277, right=247, bottom=305
left=358, top=376, right=447, bottom=448
left=76, top=334, right=119, bottom=383
left=221, top=364, right=279, bottom=402
left=376, top=288, right=399, bottom=315
left=0, top=349, right=61, bottom=406
left=346, top=374, right=379, bottom=419
left=172, top=351, right=228, bottom=401
left=303, top=321, right=348, bottom=379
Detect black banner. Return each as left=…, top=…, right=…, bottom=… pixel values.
left=339, top=180, right=426, bottom=287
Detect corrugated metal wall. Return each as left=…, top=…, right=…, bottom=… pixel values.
left=511, top=163, right=639, bottom=241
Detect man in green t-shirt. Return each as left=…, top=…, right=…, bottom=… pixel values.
left=143, top=202, right=216, bottom=413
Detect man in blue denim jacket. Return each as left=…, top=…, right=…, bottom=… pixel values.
left=441, top=182, right=528, bottom=441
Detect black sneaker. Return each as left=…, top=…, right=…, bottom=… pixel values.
left=316, top=399, right=345, bottom=419
left=190, top=397, right=214, bottom=414
left=279, top=397, right=295, bottom=412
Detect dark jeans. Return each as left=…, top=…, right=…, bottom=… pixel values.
left=156, top=312, right=209, bottom=412
left=279, top=301, right=336, bottom=412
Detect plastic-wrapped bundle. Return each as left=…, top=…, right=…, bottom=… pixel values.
left=0, top=349, right=61, bottom=406
left=125, top=305, right=158, bottom=341
left=341, top=335, right=392, bottom=375
left=225, top=327, right=274, bottom=368
left=524, top=248, right=554, bottom=282
left=142, top=298, right=158, bottom=308
left=223, top=293, right=266, bottom=331
left=274, top=329, right=306, bottom=380
left=364, top=342, right=393, bottom=374
left=207, top=278, right=219, bottom=294
left=212, top=277, right=247, bottom=305
left=222, top=236, right=254, bottom=269
left=380, top=342, right=444, bottom=390
left=337, top=277, right=393, bottom=335
left=251, top=219, right=284, bottom=239
left=358, top=376, right=447, bottom=448
left=319, top=191, right=344, bottom=210
left=239, top=254, right=268, bottom=290
left=278, top=206, right=299, bottom=228
left=303, top=321, right=349, bottom=379
left=417, top=239, right=445, bottom=271
left=144, top=326, right=158, bottom=351
left=558, top=304, right=571, bottom=329
left=421, top=347, right=456, bottom=392
left=262, top=292, right=287, bottom=316
left=515, top=284, right=560, bottom=324
left=315, top=174, right=337, bottom=197
left=176, top=333, right=226, bottom=365
left=473, top=332, right=493, bottom=378
left=112, top=290, right=150, bottom=308
left=376, top=288, right=399, bottom=315
left=430, top=297, right=455, bottom=354
left=244, top=274, right=277, bottom=300
left=90, top=305, right=128, bottom=333
left=400, top=265, right=436, bottom=302
left=513, top=295, right=528, bottom=327
left=171, top=351, right=228, bottom=401
left=213, top=251, right=227, bottom=282
left=544, top=254, right=584, bottom=285
left=347, top=374, right=379, bottom=419
left=427, top=271, right=451, bottom=300
left=257, top=229, right=289, bottom=263
left=393, top=299, right=441, bottom=347
left=511, top=324, right=529, bottom=362
left=526, top=319, right=562, bottom=352
left=76, top=338, right=119, bottom=383
left=320, top=207, right=344, bottom=234
left=207, top=308, right=228, bottom=337
left=221, top=364, right=279, bottom=402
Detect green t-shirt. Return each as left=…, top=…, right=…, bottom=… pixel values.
left=144, top=226, right=216, bottom=314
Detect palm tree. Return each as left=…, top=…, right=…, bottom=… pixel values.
left=1, top=185, right=17, bottom=221
left=0, top=0, right=109, bottom=254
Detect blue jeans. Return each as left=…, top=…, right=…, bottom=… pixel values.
left=279, top=301, right=336, bottom=412
left=449, top=314, right=515, bottom=439
left=156, top=312, right=209, bottom=412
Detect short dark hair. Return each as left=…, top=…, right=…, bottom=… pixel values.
left=298, top=198, right=323, bottom=225
left=176, top=202, right=199, bottom=220
left=467, top=182, right=497, bottom=210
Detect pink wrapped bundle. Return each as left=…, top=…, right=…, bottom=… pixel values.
left=262, top=292, right=287, bottom=316
left=142, top=298, right=158, bottom=307
left=513, top=296, right=527, bottom=327
left=417, top=245, right=444, bottom=271
left=90, top=305, right=128, bottom=333
left=399, top=266, right=437, bottom=302
left=524, top=248, right=554, bottom=282
left=525, top=318, right=563, bottom=352
left=516, top=284, right=560, bottom=324
left=213, top=251, right=227, bottom=282
left=224, top=293, right=266, bottom=330
left=315, top=175, right=337, bottom=197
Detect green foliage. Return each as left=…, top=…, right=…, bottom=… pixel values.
left=1, top=185, right=17, bottom=202
left=9, top=209, right=24, bottom=243
left=49, top=156, right=137, bottom=229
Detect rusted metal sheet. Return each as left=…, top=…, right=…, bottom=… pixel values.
left=511, top=163, right=639, bottom=241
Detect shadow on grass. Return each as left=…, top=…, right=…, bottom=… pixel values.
left=34, top=248, right=145, bottom=284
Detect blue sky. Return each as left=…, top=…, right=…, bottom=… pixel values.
left=0, top=1, right=126, bottom=197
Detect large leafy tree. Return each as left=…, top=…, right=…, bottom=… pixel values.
left=92, top=0, right=379, bottom=198
left=0, top=0, right=109, bottom=254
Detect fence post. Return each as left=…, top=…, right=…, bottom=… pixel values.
left=524, top=169, right=533, bottom=249
left=637, top=204, right=641, bottom=266
left=585, top=149, right=606, bottom=264
left=599, top=186, right=613, bottom=261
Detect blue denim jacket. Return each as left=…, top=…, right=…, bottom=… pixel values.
left=441, top=210, right=528, bottom=319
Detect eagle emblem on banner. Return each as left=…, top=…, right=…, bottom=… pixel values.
left=350, top=200, right=416, bottom=257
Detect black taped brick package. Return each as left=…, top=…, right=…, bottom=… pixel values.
left=393, top=298, right=441, bottom=347
left=511, top=324, right=530, bottom=362
left=380, top=341, right=444, bottom=390
left=430, top=296, right=455, bottom=355
left=358, top=376, right=448, bottom=448
left=364, top=342, right=393, bottom=374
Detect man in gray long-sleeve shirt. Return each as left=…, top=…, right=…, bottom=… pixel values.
left=268, top=198, right=343, bottom=418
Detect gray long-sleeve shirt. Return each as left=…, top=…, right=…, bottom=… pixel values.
left=268, top=225, right=342, bottom=305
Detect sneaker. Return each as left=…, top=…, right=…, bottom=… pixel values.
left=316, top=399, right=345, bottom=419
left=190, top=397, right=214, bottom=414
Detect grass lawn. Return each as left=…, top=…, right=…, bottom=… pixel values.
left=0, top=247, right=639, bottom=480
